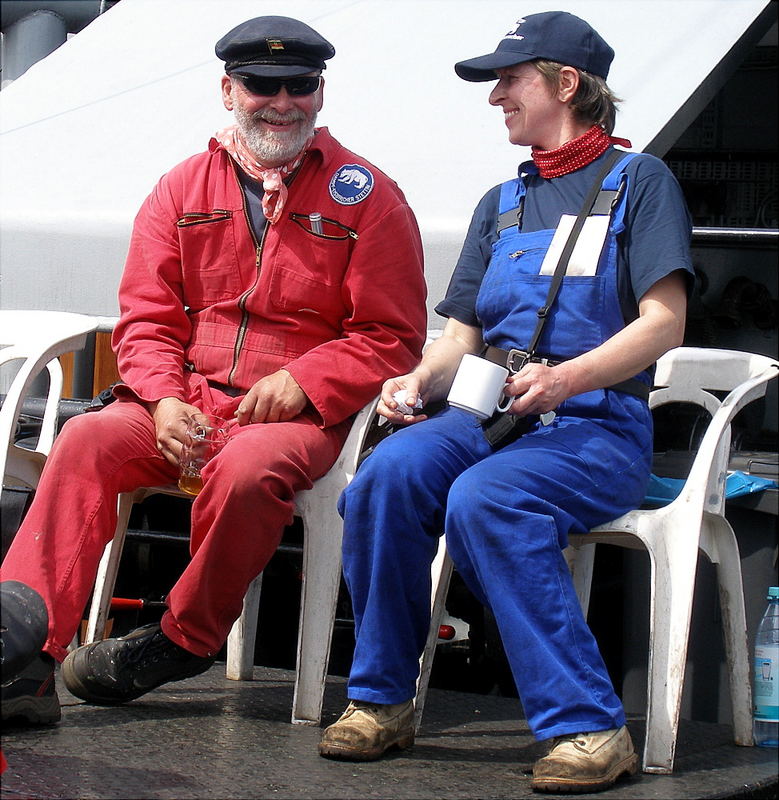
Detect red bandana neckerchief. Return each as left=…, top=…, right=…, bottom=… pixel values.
left=214, top=125, right=312, bottom=224
left=531, top=124, right=632, bottom=179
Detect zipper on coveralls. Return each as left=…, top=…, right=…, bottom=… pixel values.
left=225, top=157, right=304, bottom=387
left=227, top=159, right=266, bottom=387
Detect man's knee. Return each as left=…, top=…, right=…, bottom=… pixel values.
left=49, top=404, right=157, bottom=475
left=54, top=411, right=118, bottom=454
left=203, top=442, right=307, bottom=509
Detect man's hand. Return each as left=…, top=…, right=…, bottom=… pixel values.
left=235, top=369, right=308, bottom=425
left=149, top=397, right=201, bottom=467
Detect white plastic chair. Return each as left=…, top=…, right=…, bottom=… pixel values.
left=86, top=396, right=379, bottom=726
left=0, top=310, right=101, bottom=497
left=416, top=347, right=779, bottom=773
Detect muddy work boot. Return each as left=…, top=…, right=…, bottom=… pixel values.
left=531, top=726, right=638, bottom=793
left=318, top=699, right=415, bottom=761
left=61, top=623, right=215, bottom=705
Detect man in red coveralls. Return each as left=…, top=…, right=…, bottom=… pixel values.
left=0, top=15, right=426, bottom=724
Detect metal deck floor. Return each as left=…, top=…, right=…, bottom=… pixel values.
left=2, top=664, right=777, bottom=800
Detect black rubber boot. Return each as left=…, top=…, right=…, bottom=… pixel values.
left=0, top=580, right=49, bottom=680
left=1, top=652, right=60, bottom=725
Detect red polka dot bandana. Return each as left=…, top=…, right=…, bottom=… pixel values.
left=532, top=125, right=632, bottom=178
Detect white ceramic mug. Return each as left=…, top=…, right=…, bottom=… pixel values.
left=447, top=353, right=513, bottom=420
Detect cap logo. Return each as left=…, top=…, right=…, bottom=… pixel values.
left=329, top=165, right=374, bottom=205
left=266, top=38, right=285, bottom=52
left=504, top=18, right=527, bottom=41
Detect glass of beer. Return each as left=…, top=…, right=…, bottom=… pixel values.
left=178, top=413, right=230, bottom=496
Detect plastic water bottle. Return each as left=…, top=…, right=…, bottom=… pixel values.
left=753, top=586, right=779, bottom=747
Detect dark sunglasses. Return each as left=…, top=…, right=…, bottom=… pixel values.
left=235, top=74, right=321, bottom=97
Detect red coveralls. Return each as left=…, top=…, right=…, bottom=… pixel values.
left=1, top=127, right=427, bottom=661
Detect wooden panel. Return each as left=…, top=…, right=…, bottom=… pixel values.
left=60, top=351, right=75, bottom=398
left=93, top=332, right=120, bottom=396
left=59, top=332, right=120, bottom=399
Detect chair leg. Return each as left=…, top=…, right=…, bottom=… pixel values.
left=414, top=538, right=454, bottom=733
left=225, top=573, right=263, bottom=680
left=84, top=492, right=135, bottom=644
left=291, top=494, right=344, bottom=725
left=703, top=519, right=754, bottom=746
left=564, top=542, right=596, bottom=617
left=642, top=534, right=699, bottom=774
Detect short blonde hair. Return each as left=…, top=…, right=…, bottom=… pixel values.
left=533, top=59, right=621, bottom=134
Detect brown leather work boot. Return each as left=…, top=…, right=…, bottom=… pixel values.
left=318, top=700, right=415, bottom=761
left=531, top=725, right=639, bottom=793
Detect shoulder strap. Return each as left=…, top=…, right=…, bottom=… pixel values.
left=525, top=149, right=627, bottom=359
left=496, top=178, right=525, bottom=234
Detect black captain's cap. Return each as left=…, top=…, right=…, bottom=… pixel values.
left=215, top=16, right=335, bottom=77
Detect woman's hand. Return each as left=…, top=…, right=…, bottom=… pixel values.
left=502, top=361, right=571, bottom=417
left=377, top=373, right=431, bottom=426
left=502, top=271, right=689, bottom=416
left=378, top=319, right=486, bottom=426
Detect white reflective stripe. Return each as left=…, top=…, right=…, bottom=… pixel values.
left=538, top=215, right=610, bottom=277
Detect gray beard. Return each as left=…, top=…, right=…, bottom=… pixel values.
left=234, top=103, right=316, bottom=166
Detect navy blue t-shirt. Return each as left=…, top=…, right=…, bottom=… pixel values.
left=435, top=149, right=694, bottom=327
left=239, top=171, right=270, bottom=241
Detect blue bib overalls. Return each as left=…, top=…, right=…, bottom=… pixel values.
left=339, top=153, right=654, bottom=740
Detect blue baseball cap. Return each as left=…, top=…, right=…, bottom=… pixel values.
left=455, top=11, right=614, bottom=81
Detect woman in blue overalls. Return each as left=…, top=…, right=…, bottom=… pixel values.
left=319, top=11, right=692, bottom=794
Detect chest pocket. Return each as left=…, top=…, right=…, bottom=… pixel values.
left=268, top=215, right=356, bottom=323
left=177, top=211, right=242, bottom=308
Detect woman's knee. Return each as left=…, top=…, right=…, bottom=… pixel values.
left=446, top=465, right=552, bottom=553
left=446, top=466, right=492, bottom=532
left=367, top=426, right=432, bottom=482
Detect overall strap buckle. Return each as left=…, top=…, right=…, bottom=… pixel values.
left=506, top=348, right=530, bottom=374
left=485, top=346, right=554, bottom=375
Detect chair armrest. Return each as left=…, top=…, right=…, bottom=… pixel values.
left=339, top=396, right=381, bottom=482
left=676, top=363, right=779, bottom=514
